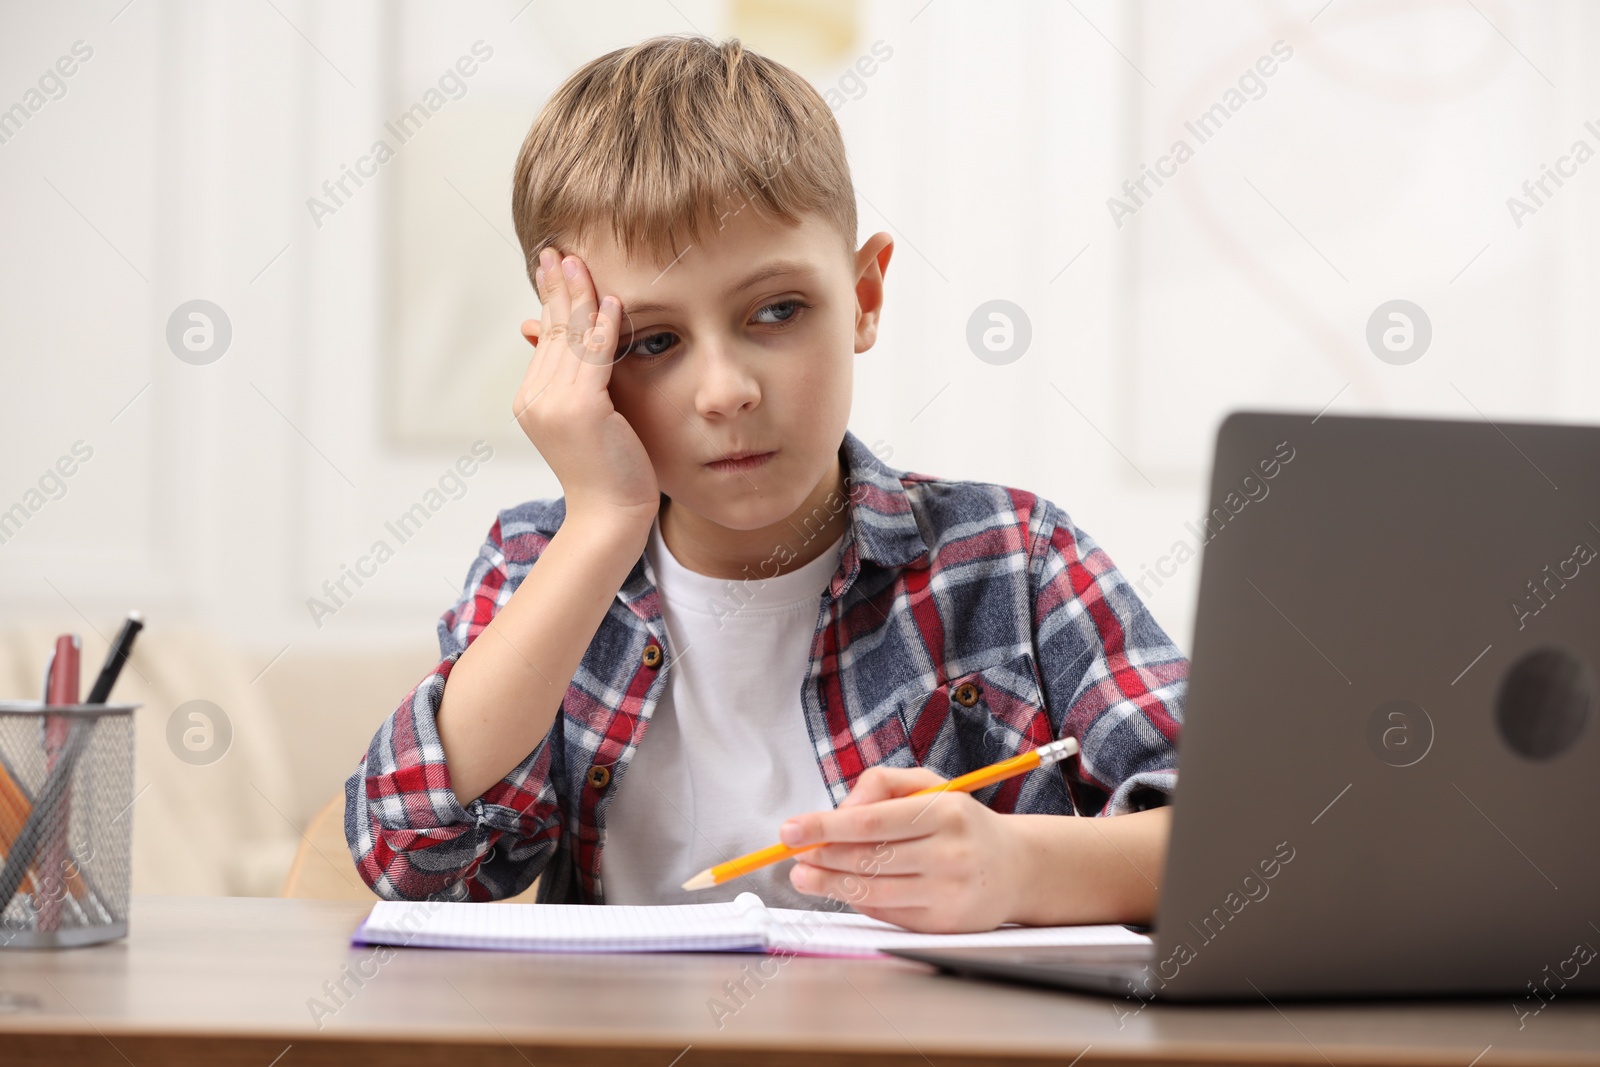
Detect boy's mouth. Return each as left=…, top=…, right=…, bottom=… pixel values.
left=705, top=450, right=777, bottom=473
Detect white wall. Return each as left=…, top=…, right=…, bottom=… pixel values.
left=2, top=0, right=1597, bottom=790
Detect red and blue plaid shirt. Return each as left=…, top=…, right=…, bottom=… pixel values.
left=346, top=432, right=1188, bottom=903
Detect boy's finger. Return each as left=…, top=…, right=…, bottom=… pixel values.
left=524, top=254, right=557, bottom=379
left=790, top=864, right=923, bottom=910
left=780, top=793, right=943, bottom=848
left=839, top=766, right=947, bottom=807
left=572, top=295, right=624, bottom=389
left=538, top=247, right=573, bottom=357
left=513, top=313, right=557, bottom=422
left=801, top=835, right=925, bottom=876
left=559, top=256, right=625, bottom=374
left=551, top=254, right=607, bottom=386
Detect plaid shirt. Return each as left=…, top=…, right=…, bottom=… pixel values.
left=346, top=432, right=1188, bottom=903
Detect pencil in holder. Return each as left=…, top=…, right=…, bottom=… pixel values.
left=0, top=700, right=139, bottom=948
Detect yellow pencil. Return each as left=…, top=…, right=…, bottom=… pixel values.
left=681, top=736, right=1079, bottom=891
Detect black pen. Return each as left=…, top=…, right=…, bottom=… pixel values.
left=86, top=611, right=143, bottom=705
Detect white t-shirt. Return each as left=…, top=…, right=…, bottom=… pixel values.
left=598, top=519, right=843, bottom=908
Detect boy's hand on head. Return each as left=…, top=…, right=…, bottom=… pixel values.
left=515, top=247, right=659, bottom=528
left=779, top=766, right=1026, bottom=934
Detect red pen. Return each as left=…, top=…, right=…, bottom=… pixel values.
left=39, top=634, right=80, bottom=932
left=45, top=634, right=79, bottom=706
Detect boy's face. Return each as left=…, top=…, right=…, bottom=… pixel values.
left=558, top=210, right=893, bottom=534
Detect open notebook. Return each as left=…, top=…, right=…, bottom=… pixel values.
left=352, top=891, right=1153, bottom=959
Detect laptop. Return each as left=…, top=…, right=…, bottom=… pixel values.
left=887, top=411, right=1599, bottom=1001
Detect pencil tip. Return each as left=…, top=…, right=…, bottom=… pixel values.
left=680, top=870, right=715, bottom=891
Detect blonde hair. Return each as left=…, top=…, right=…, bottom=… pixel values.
left=511, top=34, right=857, bottom=282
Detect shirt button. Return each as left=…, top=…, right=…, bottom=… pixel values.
left=953, top=682, right=981, bottom=708
left=587, top=765, right=611, bottom=789
left=641, top=642, right=663, bottom=669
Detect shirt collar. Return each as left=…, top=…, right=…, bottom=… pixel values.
left=837, top=430, right=928, bottom=572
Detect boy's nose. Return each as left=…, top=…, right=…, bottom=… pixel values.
left=693, top=343, right=761, bottom=418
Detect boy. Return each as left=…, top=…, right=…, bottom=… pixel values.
left=346, top=34, right=1187, bottom=934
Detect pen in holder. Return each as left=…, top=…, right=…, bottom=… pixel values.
left=0, top=700, right=139, bottom=948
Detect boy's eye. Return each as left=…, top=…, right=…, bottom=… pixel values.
left=617, top=299, right=809, bottom=361
left=752, top=298, right=806, bottom=325
left=620, top=331, right=678, bottom=360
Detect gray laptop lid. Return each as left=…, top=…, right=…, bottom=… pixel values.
left=1146, top=411, right=1598, bottom=1000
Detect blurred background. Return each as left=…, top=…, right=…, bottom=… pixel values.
left=1, top=0, right=1596, bottom=897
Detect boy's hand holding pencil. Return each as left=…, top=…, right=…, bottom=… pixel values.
left=779, top=765, right=1030, bottom=935
left=684, top=738, right=1081, bottom=935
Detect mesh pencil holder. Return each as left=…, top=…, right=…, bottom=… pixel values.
left=0, top=700, right=139, bottom=949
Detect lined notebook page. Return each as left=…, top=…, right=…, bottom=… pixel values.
left=356, top=892, right=1154, bottom=957
left=760, top=907, right=1154, bottom=958
left=355, top=892, right=768, bottom=952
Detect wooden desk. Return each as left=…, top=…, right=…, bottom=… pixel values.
left=0, top=897, right=1596, bottom=1066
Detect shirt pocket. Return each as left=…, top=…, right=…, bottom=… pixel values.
left=899, top=651, right=1072, bottom=814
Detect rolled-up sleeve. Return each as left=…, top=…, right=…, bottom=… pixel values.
left=1029, top=500, right=1188, bottom=816
left=344, top=516, right=564, bottom=900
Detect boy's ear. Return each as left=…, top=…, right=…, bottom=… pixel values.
left=520, top=318, right=541, bottom=347
left=853, top=231, right=894, bottom=355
